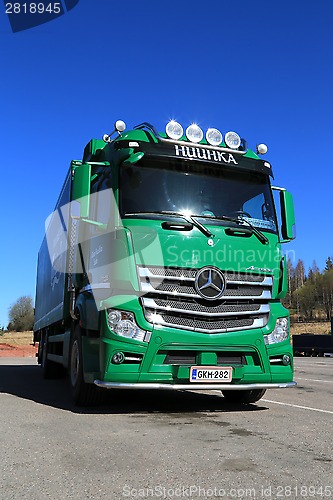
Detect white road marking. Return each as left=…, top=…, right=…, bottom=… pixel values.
left=296, top=377, right=333, bottom=383
left=295, top=360, right=333, bottom=365
left=262, top=399, right=333, bottom=415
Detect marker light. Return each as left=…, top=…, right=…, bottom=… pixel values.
left=186, top=124, right=203, bottom=143
left=225, top=131, right=241, bottom=149
left=166, top=120, right=183, bottom=140
left=115, top=120, right=126, bottom=132
left=206, top=128, right=223, bottom=146
left=257, top=143, right=268, bottom=155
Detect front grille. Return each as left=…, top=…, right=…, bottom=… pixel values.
left=217, top=354, right=247, bottom=365
left=160, top=350, right=247, bottom=366
left=163, top=351, right=197, bottom=365
left=160, top=314, right=255, bottom=332
left=153, top=299, right=261, bottom=314
left=138, top=265, right=272, bottom=333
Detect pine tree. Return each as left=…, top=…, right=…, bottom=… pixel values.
left=325, top=256, right=333, bottom=272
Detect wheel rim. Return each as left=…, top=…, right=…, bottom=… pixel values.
left=70, top=340, right=80, bottom=387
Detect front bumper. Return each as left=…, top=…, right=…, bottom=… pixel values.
left=94, top=380, right=297, bottom=390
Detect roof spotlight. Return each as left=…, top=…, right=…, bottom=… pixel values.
left=257, top=143, right=268, bottom=155
left=206, top=128, right=223, bottom=146
left=165, top=120, right=183, bottom=140
left=225, top=131, right=241, bottom=150
left=186, top=124, right=203, bottom=143
left=103, top=119, right=127, bottom=142
left=115, top=120, right=126, bottom=133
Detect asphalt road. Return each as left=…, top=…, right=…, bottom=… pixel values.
left=0, top=357, right=332, bottom=500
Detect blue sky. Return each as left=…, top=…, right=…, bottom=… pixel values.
left=0, top=0, right=332, bottom=327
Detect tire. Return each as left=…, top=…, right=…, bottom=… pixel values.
left=69, top=325, right=100, bottom=406
left=222, top=389, right=266, bottom=404
left=41, top=334, right=64, bottom=379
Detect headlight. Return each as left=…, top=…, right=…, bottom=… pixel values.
left=265, top=317, right=289, bottom=345
left=107, top=309, right=148, bottom=342
left=107, top=310, right=122, bottom=326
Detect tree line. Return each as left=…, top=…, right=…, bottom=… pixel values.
left=284, top=256, right=333, bottom=321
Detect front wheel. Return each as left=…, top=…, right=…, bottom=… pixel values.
left=222, top=389, right=266, bottom=404
left=70, top=325, right=100, bottom=406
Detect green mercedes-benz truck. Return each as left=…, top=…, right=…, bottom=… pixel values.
left=34, top=120, right=296, bottom=405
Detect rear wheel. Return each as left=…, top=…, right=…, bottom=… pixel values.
left=70, top=325, right=100, bottom=406
left=222, top=389, right=266, bottom=404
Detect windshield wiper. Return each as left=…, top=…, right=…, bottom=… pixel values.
left=124, top=211, right=214, bottom=238
left=200, top=214, right=269, bottom=245
left=124, top=211, right=268, bottom=243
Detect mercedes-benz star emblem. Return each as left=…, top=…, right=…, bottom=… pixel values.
left=195, top=267, right=226, bottom=300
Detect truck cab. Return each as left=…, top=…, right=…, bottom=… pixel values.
left=34, top=120, right=296, bottom=405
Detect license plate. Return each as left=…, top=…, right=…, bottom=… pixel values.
left=190, top=366, right=232, bottom=383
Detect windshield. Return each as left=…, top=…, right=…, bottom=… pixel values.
left=120, top=158, right=277, bottom=233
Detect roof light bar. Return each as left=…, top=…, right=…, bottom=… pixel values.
left=137, top=121, right=256, bottom=154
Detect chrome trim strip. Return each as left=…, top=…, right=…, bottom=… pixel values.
left=139, top=268, right=195, bottom=281
left=140, top=282, right=271, bottom=300
left=140, top=282, right=199, bottom=298
left=94, top=380, right=297, bottom=390
left=144, top=316, right=266, bottom=333
left=227, top=277, right=273, bottom=287
left=138, top=267, right=273, bottom=287
left=142, top=298, right=270, bottom=318
left=159, top=137, right=247, bottom=155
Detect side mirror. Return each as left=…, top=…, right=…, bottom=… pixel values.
left=273, top=187, right=296, bottom=242
left=123, top=151, right=145, bottom=165
left=71, top=162, right=91, bottom=218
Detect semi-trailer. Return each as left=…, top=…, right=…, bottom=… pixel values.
left=293, top=320, right=333, bottom=356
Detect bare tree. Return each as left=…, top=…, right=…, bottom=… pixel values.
left=8, top=296, right=34, bottom=332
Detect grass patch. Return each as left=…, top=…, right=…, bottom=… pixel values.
left=0, top=331, right=34, bottom=345
left=291, top=322, right=331, bottom=336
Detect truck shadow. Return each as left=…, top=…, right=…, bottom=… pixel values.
left=0, top=362, right=268, bottom=415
